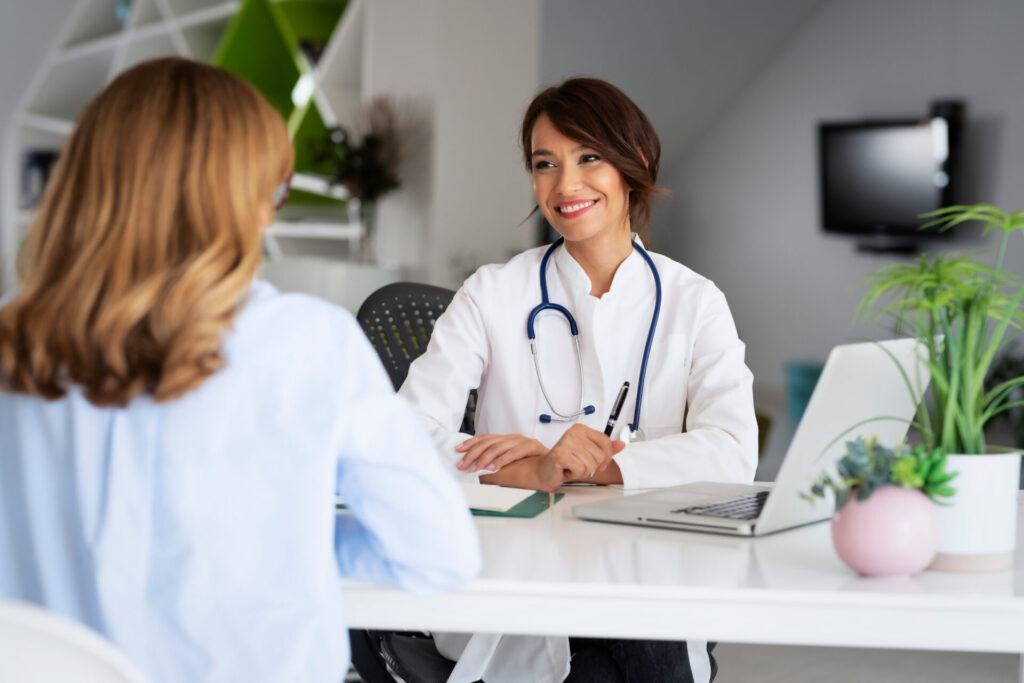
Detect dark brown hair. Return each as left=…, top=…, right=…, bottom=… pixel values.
left=521, top=77, right=666, bottom=239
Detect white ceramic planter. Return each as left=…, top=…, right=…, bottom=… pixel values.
left=930, top=452, right=1022, bottom=572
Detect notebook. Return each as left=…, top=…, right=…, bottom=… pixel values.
left=337, top=483, right=562, bottom=518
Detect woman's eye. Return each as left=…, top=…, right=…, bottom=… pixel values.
left=580, top=154, right=601, bottom=164
left=533, top=160, right=554, bottom=170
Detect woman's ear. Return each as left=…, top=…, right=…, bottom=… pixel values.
left=259, top=202, right=275, bottom=231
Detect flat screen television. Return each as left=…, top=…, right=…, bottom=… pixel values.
left=819, top=115, right=961, bottom=251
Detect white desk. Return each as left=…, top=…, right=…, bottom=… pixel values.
left=344, top=487, right=1024, bottom=662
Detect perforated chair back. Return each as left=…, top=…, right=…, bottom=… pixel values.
left=356, top=282, right=458, bottom=390
left=0, top=600, right=150, bottom=683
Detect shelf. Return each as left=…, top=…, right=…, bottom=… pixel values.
left=263, top=219, right=362, bottom=260
left=20, top=114, right=75, bottom=137
left=266, top=220, right=361, bottom=240
left=55, top=2, right=238, bottom=63
left=167, top=0, right=235, bottom=17
left=174, top=1, right=240, bottom=28
left=61, top=0, right=127, bottom=50
left=129, top=0, right=165, bottom=29
left=3, top=0, right=367, bottom=297
left=118, top=29, right=182, bottom=70
left=58, top=31, right=123, bottom=62
left=29, top=51, right=114, bottom=121
left=290, top=173, right=349, bottom=201
left=317, top=0, right=362, bottom=127
left=181, top=15, right=232, bottom=62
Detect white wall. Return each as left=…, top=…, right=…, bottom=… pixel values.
left=367, top=0, right=541, bottom=288
left=663, top=0, right=1024, bottom=403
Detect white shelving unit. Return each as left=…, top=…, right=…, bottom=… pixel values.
left=1, top=0, right=369, bottom=294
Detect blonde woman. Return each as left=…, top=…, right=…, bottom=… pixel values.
left=0, top=58, right=479, bottom=682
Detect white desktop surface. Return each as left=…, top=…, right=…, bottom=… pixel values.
left=342, top=487, right=1024, bottom=655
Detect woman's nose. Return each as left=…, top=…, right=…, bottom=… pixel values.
left=555, top=166, right=583, bottom=194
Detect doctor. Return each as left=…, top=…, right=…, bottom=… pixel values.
left=400, top=78, right=757, bottom=682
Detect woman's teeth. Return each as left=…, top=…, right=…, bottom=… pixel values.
left=558, top=200, right=595, bottom=213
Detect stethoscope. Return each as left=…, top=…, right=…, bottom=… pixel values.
left=526, top=236, right=662, bottom=435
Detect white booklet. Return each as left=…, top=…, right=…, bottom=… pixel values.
left=337, top=482, right=536, bottom=514
left=459, top=482, right=535, bottom=513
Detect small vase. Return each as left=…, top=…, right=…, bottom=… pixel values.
left=831, top=486, right=937, bottom=577
left=357, top=200, right=378, bottom=263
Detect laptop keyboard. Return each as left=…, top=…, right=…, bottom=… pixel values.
left=674, top=491, right=769, bottom=520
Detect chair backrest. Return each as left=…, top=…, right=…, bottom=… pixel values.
left=0, top=600, right=150, bottom=683
left=356, top=282, right=458, bottom=390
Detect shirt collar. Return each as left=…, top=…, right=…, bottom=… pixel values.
left=551, top=234, right=646, bottom=298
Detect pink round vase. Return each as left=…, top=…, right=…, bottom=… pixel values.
left=831, top=486, right=937, bottom=577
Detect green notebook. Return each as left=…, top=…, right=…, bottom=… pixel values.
left=336, top=492, right=562, bottom=519
left=472, top=492, right=563, bottom=518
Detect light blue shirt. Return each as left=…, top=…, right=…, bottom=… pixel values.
left=0, top=280, right=481, bottom=682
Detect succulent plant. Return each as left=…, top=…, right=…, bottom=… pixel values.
left=804, top=437, right=956, bottom=509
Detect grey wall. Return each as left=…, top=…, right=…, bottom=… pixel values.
left=540, top=0, right=1024, bottom=413
left=540, top=0, right=825, bottom=247
left=663, top=0, right=1024, bottom=404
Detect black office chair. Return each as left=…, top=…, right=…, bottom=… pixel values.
left=350, top=282, right=476, bottom=683
left=356, top=282, right=455, bottom=391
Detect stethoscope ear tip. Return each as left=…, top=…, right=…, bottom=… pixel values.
left=583, top=405, right=596, bottom=415
left=539, top=414, right=552, bottom=424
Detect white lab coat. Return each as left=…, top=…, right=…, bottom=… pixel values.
left=400, top=238, right=757, bottom=683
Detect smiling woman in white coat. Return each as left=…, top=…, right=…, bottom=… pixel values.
left=400, top=78, right=758, bottom=682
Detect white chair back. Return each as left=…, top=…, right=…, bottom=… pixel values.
left=0, top=600, right=150, bottom=683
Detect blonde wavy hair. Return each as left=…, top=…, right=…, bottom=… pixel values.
left=0, top=57, right=293, bottom=407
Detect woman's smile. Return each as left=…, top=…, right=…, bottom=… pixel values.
left=555, top=199, right=599, bottom=218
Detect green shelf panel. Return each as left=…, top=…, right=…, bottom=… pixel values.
left=277, top=0, right=347, bottom=44
left=213, top=0, right=306, bottom=121
left=212, top=0, right=350, bottom=205
left=291, top=102, right=335, bottom=175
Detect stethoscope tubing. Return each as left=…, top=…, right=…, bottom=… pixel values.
left=527, top=236, right=661, bottom=431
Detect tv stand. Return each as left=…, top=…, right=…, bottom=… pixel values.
left=855, top=236, right=919, bottom=255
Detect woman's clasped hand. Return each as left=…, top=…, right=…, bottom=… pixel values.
left=458, top=425, right=625, bottom=491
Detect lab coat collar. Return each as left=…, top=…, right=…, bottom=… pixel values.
left=551, top=233, right=646, bottom=299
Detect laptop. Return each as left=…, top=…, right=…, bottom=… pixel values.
left=573, top=338, right=928, bottom=536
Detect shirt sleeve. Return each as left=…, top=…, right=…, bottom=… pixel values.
left=613, top=282, right=758, bottom=489
left=331, top=313, right=481, bottom=594
left=398, top=277, right=490, bottom=482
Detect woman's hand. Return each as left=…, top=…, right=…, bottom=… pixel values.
left=455, top=433, right=548, bottom=473
left=477, top=425, right=626, bottom=491
left=546, top=424, right=625, bottom=481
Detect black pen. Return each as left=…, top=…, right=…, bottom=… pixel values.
left=604, top=381, right=630, bottom=436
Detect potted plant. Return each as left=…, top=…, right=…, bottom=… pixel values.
left=315, top=97, right=402, bottom=262
left=804, top=437, right=955, bottom=576
left=858, top=204, right=1024, bottom=571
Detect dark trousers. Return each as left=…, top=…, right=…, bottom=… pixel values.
left=565, top=638, right=717, bottom=683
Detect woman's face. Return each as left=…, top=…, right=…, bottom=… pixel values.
left=530, top=114, right=631, bottom=246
